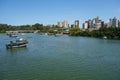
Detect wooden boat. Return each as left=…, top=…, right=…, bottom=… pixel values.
left=6, top=38, right=28, bottom=49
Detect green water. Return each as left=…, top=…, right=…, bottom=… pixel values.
left=0, top=33, right=120, bottom=80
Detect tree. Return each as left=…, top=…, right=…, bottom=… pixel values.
left=69, top=28, right=81, bottom=36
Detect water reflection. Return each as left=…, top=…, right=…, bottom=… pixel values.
left=6, top=47, right=28, bottom=54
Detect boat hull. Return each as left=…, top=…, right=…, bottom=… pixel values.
left=6, top=44, right=27, bottom=49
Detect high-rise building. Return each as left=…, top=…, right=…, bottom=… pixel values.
left=83, top=16, right=103, bottom=29
left=112, top=17, right=119, bottom=27
left=101, top=21, right=104, bottom=27
left=109, top=17, right=119, bottom=27
left=118, top=20, right=120, bottom=27
left=57, top=20, right=68, bottom=28
left=71, top=24, right=74, bottom=28
left=95, top=16, right=100, bottom=23
left=57, top=21, right=63, bottom=27
left=83, top=21, right=88, bottom=29
left=88, top=19, right=92, bottom=28
left=62, top=20, right=68, bottom=28
left=109, top=19, right=112, bottom=27
left=94, top=23, right=101, bottom=29
left=74, top=20, right=79, bottom=28
left=92, top=19, right=95, bottom=24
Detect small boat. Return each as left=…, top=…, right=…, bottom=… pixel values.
left=7, top=31, right=18, bottom=37
left=54, top=33, right=63, bottom=37
left=21, top=33, right=25, bottom=35
left=9, top=34, right=18, bottom=37
left=103, top=36, right=107, bottom=39
left=45, top=33, right=48, bottom=35
left=6, top=38, right=28, bottom=49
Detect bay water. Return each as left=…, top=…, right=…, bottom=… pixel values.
left=0, top=33, right=120, bottom=80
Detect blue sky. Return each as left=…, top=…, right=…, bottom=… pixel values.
left=0, top=0, right=120, bottom=26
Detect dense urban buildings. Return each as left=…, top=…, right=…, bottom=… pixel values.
left=58, top=20, right=80, bottom=28
left=82, top=16, right=120, bottom=30
left=57, top=17, right=120, bottom=30
left=82, top=16, right=104, bottom=30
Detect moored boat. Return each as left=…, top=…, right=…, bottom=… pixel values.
left=6, top=31, right=18, bottom=37
left=6, top=38, right=28, bottom=49
left=103, top=36, right=107, bottom=39
left=54, top=33, right=63, bottom=37
left=9, top=34, right=18, bottom=37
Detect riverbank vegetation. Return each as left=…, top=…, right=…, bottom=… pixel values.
left=0, top=23, right=59, bottom=33
left=69, top=27, right=120, bottom=39
left=0, top=23, right=120, bottom=39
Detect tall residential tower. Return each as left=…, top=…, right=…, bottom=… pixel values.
left=74, top=20, right=79, bottom=28
left=109, top=17, right=119, bottom=27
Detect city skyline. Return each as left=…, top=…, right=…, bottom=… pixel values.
left=0, top=0, right=120, bottom=26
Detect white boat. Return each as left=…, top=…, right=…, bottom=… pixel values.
left=103, top=36, right=107, bottom=39
left=54, top=33, right=63, bottom=37
left=9, top=34, right=18, bottom=37
left=7, top=31, right=18, bottom=37
left=21, top=33, right=25, bottom=35
left=45, top=33, right=48, bottom=35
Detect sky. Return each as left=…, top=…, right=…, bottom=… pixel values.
left=0, top=0, right=120, bottom=26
